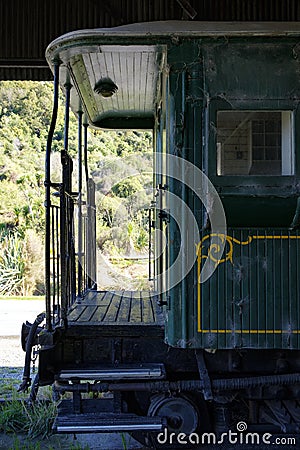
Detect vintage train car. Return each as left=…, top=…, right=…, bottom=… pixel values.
left=21, top=22, right=300, bottom=447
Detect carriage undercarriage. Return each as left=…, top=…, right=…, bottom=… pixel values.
left=32, top=289, right=300, bottom=447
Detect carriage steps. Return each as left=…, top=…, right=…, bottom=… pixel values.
left=53, top=364, right=166, bottom=433
left=53, top=411, right=164, bottom=433
left=56, top=363, right=165, bottom=382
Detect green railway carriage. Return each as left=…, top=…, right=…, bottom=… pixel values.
left=21, top=22, right=300, bottom=446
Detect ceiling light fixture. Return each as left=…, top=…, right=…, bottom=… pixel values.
left=94, top=78, right=118, bottom=97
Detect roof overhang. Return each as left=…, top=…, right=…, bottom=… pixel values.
left=46, top=21, right=300, bottom=129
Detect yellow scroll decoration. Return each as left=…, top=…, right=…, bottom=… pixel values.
left=196, top=233, right=253, bottom=270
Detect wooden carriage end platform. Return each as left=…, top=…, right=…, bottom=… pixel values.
left=51, top=291, right=167, bottom=433
left=38, top=291, right=166, bottom=384
left=66, top=290, right=165, bottom=337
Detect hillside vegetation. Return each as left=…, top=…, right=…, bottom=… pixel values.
left=0, top=81, right=153, bottom=295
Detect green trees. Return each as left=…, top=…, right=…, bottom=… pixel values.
left=0, top=81, right=53, bottom=295
left=0, top=81, right=153, bottom=295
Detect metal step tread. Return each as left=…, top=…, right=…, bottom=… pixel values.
left=57, top=363, right=165, bottom=381
left=53, top=412, right=164, bottom=433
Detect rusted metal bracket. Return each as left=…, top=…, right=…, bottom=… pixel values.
left=195, top=350, right=213, bottom=401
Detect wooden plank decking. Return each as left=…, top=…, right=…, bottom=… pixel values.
left=67, top=290, right=164, bottom=326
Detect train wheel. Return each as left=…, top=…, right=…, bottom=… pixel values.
left=126, top=391, right=210, bottom=449
left=149, top=394, right=198, bottom=432
left=147, top=393, right=209, bottom=449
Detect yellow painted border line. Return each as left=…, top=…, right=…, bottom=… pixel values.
left=197, top=234, right=300, bottom=334
left=201, top=330, right=300, bottom=334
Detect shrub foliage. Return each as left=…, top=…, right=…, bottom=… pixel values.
left=0, top=81, right=153, bottom=295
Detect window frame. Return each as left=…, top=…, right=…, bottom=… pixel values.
left=206, top=99, right=298, bottom=192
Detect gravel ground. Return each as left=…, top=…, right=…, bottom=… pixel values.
left=0, top=299, right=42, bottom=367
left=0, top=299, right=44, bottom=337
left=0, top=433, right=145, bottom=450
left=0, top=336, right=25, bottom=367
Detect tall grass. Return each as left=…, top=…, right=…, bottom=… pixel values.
left=0, top=398, right=56, bottom=439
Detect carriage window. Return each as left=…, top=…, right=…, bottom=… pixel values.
left=217, top=111, right=294, bottom=176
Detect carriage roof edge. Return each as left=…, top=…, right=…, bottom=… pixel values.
left=45, top=21, right=300, bottom=130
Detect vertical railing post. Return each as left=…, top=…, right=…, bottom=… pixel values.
left=83, top=123, right=93, bottom=290
left=87, top=179, right=97, bottom=289
left=60, top=82, right=72, bottom=325
left=77, top=111, right=83, bottom=297
left=60, top=160, right=67, bottom=325
left=45, top=60, right=60, bottom=331
left=83, top=123, right=89, bottom=185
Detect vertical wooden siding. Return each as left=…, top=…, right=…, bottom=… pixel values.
left=199, top=229, right=300, bottom=349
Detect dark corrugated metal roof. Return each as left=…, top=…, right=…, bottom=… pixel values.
left=1, top=0, right=300, bottom=81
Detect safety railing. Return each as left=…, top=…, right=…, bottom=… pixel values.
left=47, top=176, right=96, bottom=329
left=45, top=63, right=96, bottom=331
left=50, top=202, right=60, bottom=326
left=76, top=179, right=97, bottom=297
